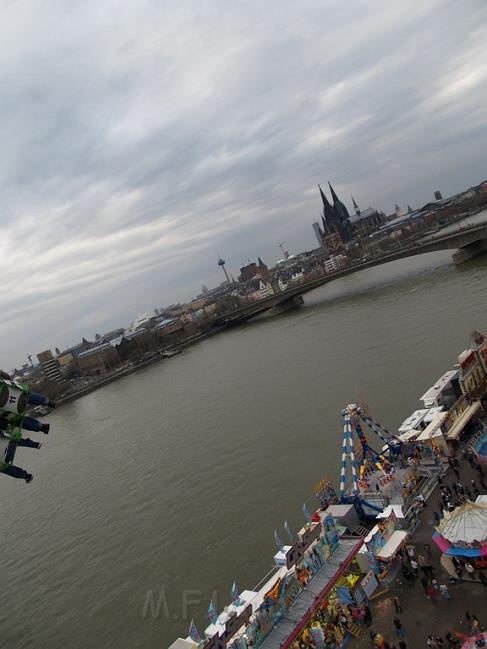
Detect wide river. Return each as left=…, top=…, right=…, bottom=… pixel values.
left=2, top=218, right=487, bottom=649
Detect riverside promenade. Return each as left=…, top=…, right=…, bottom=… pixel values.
left=353, top=440, right=487, bottom=648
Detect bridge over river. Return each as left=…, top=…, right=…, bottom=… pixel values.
left=214, top=221, right=487, bottom=327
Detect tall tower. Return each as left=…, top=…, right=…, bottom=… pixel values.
left=218, top=257, right=230, bottom=283
left=328, top=181, right=353, bottom=242
left=319, top=184, right=336, bottom=224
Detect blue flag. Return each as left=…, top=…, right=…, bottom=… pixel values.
left=303, top=503, right=312, bottom=522
left=208, top=600, right=217, bottom=624
left=189, top=619, right=201, bottom=644
left=231, top=580, right=242, bottom=606
left=274, top=529, right=284, bottom=551
left=284, top=519, right=293, bottom=542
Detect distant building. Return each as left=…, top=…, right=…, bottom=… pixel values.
left=238, top=258, right=269, bottom=282
left=458, top=347, right=486, bottom=398
left=126, top=313, right=151, bottom=333
left=324, top=254, right=348, bottom=274
left=37, top=350, right=64, bottom=384
left=434, top=190, right=443, bottom=201
left=312, top=222, right=326, bottom=249
left=59, top=338, right=92, bottom=358
left=246, top=278, right=274, bottom=302
left=313, top=186, right=385, bottom=248
left=101, top=328, right=125, bottom=343
left=56, top=352, right=79, bottom=378
left=77, top=343, right=120, bottom=376
left=348, top=198, right=387, bottom=237
left=315, top=182, right=354, bottom=252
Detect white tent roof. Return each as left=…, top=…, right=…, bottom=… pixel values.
left=376, top=505, right=405, bottom=519
left=437, top=501, right=487, bottom=545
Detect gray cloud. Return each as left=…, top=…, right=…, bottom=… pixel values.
left=1, top=0, right=487, bottom=367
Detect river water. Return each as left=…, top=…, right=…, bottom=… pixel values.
left=2, top=218, right=487, bottom=649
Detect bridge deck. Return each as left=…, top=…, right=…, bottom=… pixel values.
left=214, top=222, right=487, bottom=326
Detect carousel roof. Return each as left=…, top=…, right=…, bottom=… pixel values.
left=436, top=501, right=487, bottom=545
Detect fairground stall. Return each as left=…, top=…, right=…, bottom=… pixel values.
left=169, top=512, right=366, bottom=649
left=355, top=510, right=409, bottom=579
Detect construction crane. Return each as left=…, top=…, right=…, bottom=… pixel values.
left=278, top=242, right=289, bottom=259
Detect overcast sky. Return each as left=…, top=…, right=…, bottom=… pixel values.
left=2, top=0, right=487, bottom=368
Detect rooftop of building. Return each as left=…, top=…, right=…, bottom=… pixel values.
left=419, top=369, right=458, bottom=405
left=77, top=342, right=115, bottom=358
left=349, top=206, right=380, bottom=223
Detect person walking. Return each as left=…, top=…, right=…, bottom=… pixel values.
left=393, top=596, right=402, bottom=614
left=439, top=583, right=450, bottom=599
left=427, top=635, right=438, bottom=647
left=410, top=559, right=419, bottom=576
left=373, top=631, right=386, bottom=648
left=426, top=584, right=437, bottom=603
left=364, top=604, right=372, bottom=627
left=464, top=562, right=475, bottom=579
left=424, top=543, right=433, bottom=563
left=393, top=617, right=406, bottom=639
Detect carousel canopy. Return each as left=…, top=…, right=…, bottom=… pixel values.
left=436, top=501, right=487, bottom=545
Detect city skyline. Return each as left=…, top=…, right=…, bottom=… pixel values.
left=1, top=1, right=487, bottom=367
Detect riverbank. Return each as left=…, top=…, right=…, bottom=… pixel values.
left=54, top=213, right=487, bottom=409
left=3, top=252, right=487, bottom=649
left=56, top=326, right=225, bottom=406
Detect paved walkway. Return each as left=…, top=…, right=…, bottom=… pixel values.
left=352, top=439, right=487, bottom=648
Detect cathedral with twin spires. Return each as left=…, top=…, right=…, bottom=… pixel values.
left=313, top=182, right=386, bottom=253
left=317, top=182, right=354, bottom=251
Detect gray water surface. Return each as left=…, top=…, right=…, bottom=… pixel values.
left=2, top=246, right=487, bottom=649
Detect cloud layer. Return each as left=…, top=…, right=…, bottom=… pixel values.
left=2, top=0, right=487, bottom=367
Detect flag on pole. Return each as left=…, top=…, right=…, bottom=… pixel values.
left=231, top=580, right=242, bottom=606
left=284, top=519, right=293, bottom=542
left=274, top=529, right=284, bottom=551
left=303, top=503, right=312, bottom=522
left=208, top=600, right=218, bottom=624
left=188, top=619, right=202, bottom=644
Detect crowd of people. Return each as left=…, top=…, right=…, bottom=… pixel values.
left=364, top=433, right=487, bottom=648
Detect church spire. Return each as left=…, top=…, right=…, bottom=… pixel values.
left=318, top=184, right=331, bottom=210
left=318, top=184, right=335, bottom=221
left=328, top=181, right=340, bottom=205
